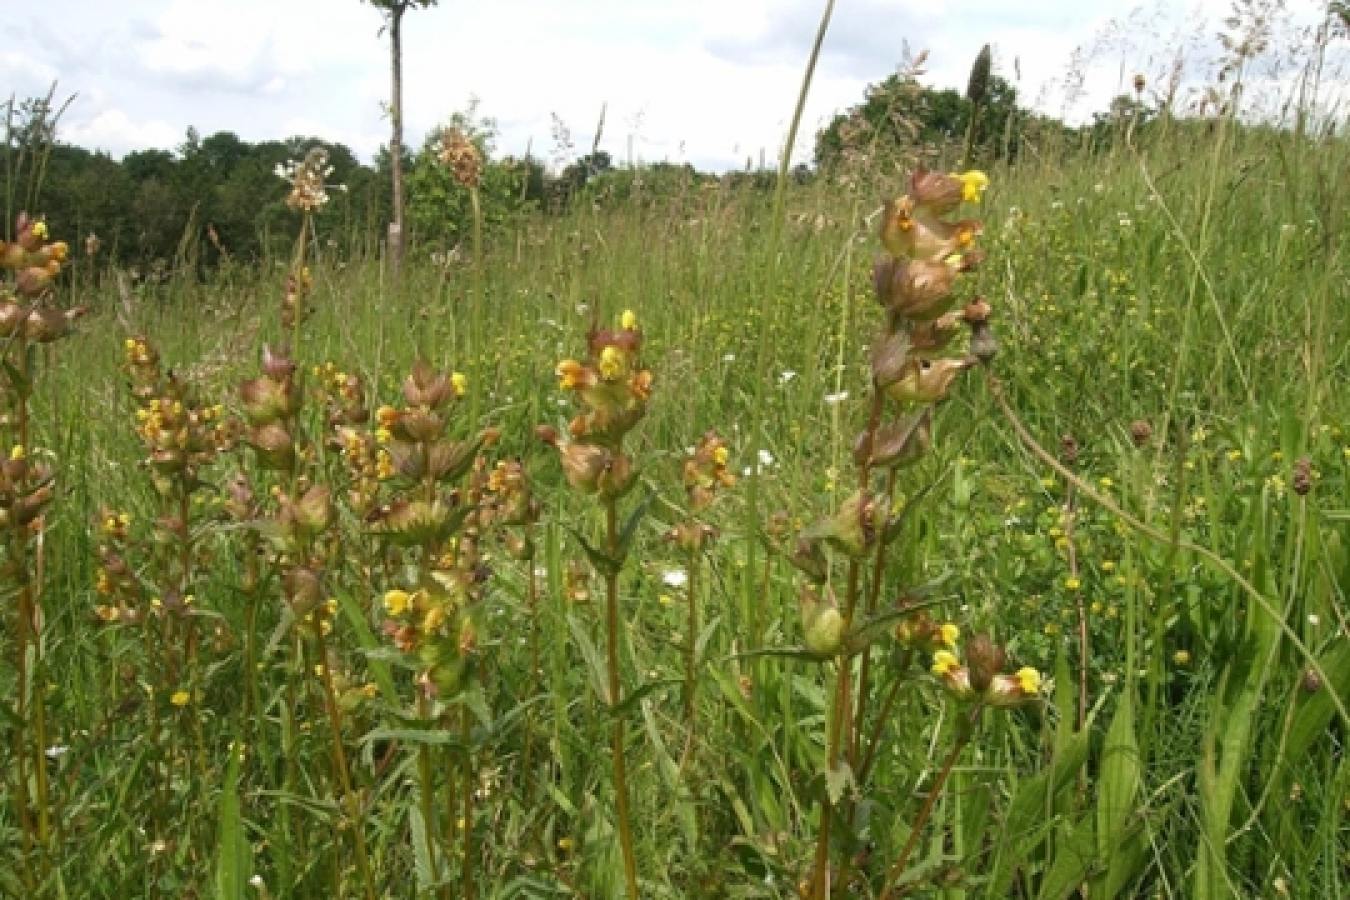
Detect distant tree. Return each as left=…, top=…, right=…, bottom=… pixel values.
left=813, top=73, right=1023, bottom=170
left=363, top=0, right=440, bottom=276
left=554, top=150, right=612, bottom=205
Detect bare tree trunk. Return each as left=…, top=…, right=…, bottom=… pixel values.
left=388, top=4, right=406, bottom=276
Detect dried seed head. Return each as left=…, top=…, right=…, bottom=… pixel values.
left=966, top=44, right=992, bottom=105
left=965, top=633, right=1006, bottom=694
left=1059, top=434, right=1080, bottom=466
left=438, top=128, right=483, bottom=189
left=1129, top=419, right=1153, bottom=448
left=1291, top=456, right=1312, bottom=496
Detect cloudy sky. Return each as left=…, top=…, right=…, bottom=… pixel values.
left=2, top=0, right=1342, bottom=172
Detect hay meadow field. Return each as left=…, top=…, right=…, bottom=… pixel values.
left=2, top=6, right=1348, bottom=898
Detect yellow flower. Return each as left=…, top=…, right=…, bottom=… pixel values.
left=939, top=622, right=960, bottom=649
left=1064, top=576, right=1081, bottom=591
left=1014, top=667, right=1041, bottom=694
left=931, top=650, right=960, bottom=676
left=383, top=589, right=411, bottom=616
left=955, top=170, right=989, bottom=203
left=451, top=371, right=468, bottom=397
left=9, top=445, right=24, bottom=461
left=421, top=604, right=446, bottom=634
left=31, top=221, right=48, bottom=240
left=620, top=309, right=637, bottom=330
left=170, top=690, right=191, bottom=707
left=556, top=358, right=586, bottom=390
left=598, top=345, right=625, bottom=380
left=1173, top=649, right=1191, bottom=666
left=712, top=445, right=729, bottom=467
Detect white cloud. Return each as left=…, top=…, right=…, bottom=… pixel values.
left=5, top=0, right=1343, bottom=168
left=62, top=108, right=181, bottom=157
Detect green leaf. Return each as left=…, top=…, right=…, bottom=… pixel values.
left=615, top=489, right=655, bottom=562
left=569, top=529, right=620, bottom=578
left=362, top=726, right=464, bottom=748
left=565, top=612, right=613, bottom=704
left=1036, top=815, right=1098, bottom=900
left=409, top=803, right=435, bottom=895
left=213, top=744, right=248, bottom=900
left=1096, top=691, right=1140, bottom=857
left=609, top=677, right=681, bottom=719
left=1286, top=640, right=1350, bottom=761
left=883, top=481, right=938, bottom=544
left=339, top=593, right=400, bottom=704
left=989, top=728, right=1091, bottom=897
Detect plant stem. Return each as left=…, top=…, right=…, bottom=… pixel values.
left=314, top=624, right=377, bottom=900
left=878, top=711, right=975, bottom=899
left=416, top=692, right=445, bottom=898
left=460, top=705, right=477, bottom=900
left=603, top=496, right=639, bottom=899
left=850, top=466, right=898, bottom=767
left=855, top=649, right=914, bottom=787
left=521, top=542, right=540, bottom=810
left=10, top=335, right=51, bottom=875
left=682, top=547, right=700, bottom=740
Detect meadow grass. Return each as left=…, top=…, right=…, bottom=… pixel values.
left=2, top=85, right=1348, bottom=900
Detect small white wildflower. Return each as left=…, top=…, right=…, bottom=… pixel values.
left=758, top=449, right=774, bottom=467
left=1308, top=614, right=1320, bottom=626
left=45, top=745, right=69, bottom=760
left=778, top=370, right=797, bottom=384
left=823, top=390, right=849, bottom=406
left=722, top=353, right=736, bottom=363
left=248, top=875, right=265, bottom=889
left=662, top=569, right=688, bottom=588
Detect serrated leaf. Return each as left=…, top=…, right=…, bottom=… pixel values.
left=361, top=727, right=463, bottom=748
left=409, top=803, right=434, bottom=894
left=569, top=528, right=621, bottom=578
left=615, top=489, right=654, bottom=563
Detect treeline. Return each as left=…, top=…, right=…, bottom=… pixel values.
left=3, top=122, right=725, bottom=273
left=4, top=76, right=1165, bottom=271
